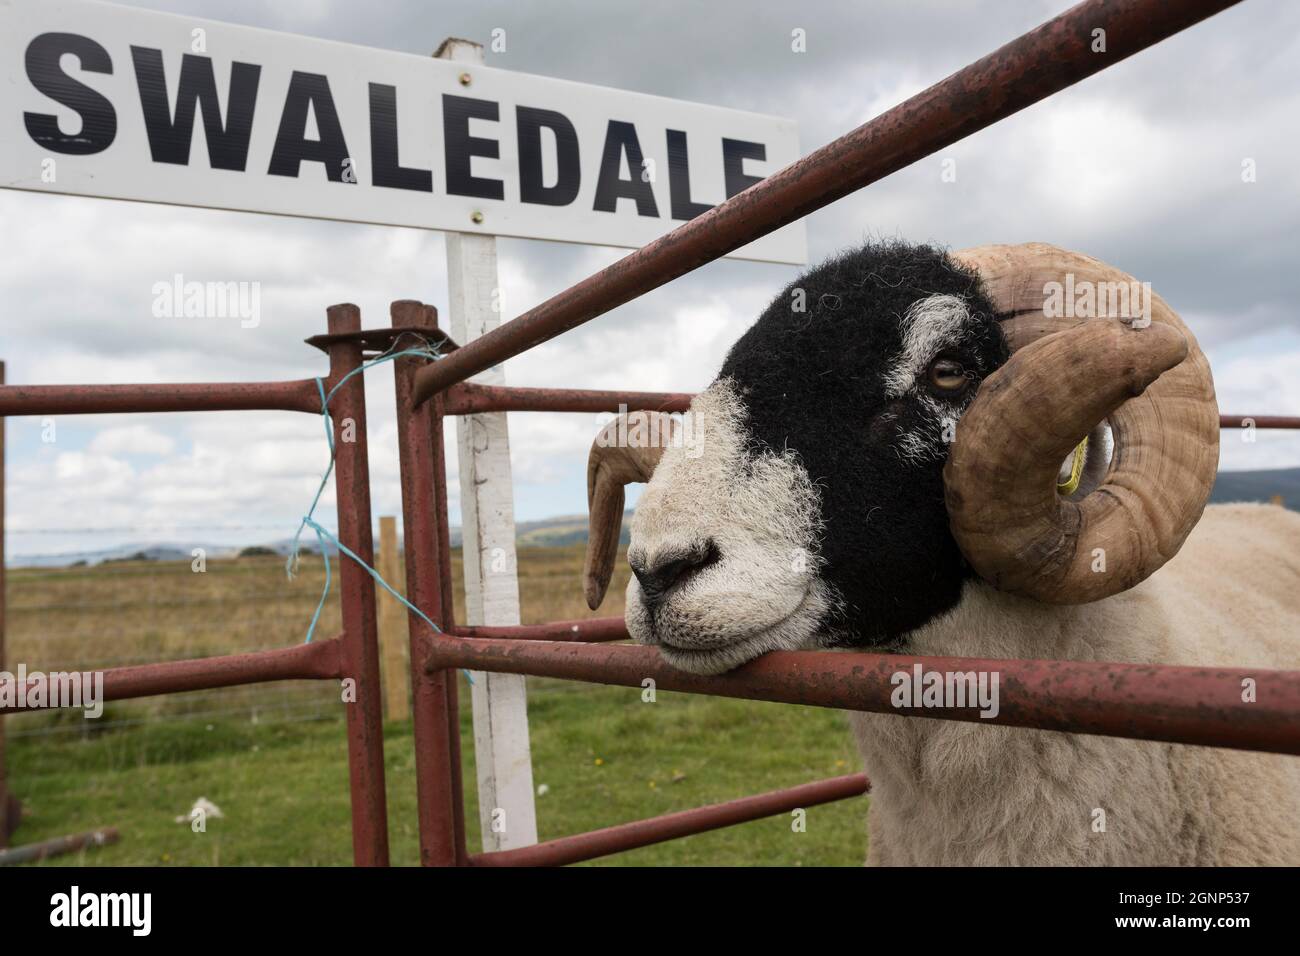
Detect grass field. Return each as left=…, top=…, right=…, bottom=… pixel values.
left=3, top=545, right=869, bottom=865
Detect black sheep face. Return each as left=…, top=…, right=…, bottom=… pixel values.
left=624, top=241, right=1010, bottom=674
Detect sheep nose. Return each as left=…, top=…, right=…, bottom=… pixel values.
left=631, top=543, right=719, bottom=608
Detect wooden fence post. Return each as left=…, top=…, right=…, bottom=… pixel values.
left=436, top=36, right=540, bottom=853
left=376, top=516, right=410, bottom=722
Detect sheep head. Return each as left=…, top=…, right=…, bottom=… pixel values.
left=583, top=241, right=1218, bottom=674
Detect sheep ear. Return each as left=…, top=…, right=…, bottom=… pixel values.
left=583, top=412, right=677, bottom=609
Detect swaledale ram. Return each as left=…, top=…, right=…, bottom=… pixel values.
left=580, top=241, right=1300, bottom=866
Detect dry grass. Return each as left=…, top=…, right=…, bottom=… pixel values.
left=7, top=544, right=629, bottom=662
left=4, top=543, right=632, bottom=727
left=3, top=545, right=868, bottom=866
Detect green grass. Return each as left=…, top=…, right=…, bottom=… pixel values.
left=8, top=677, right=868, bottom=866
left=5, top=547, right=868, bottom=865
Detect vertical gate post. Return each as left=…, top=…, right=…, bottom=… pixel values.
left=436, top=37, right=539, bottom=851
left=426, top=300, right=470, bottom=865
left=325, top=305, right=390, bottom=866
left=391, top=300, right=465, bottom=865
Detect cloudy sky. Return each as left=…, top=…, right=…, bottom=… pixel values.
left=3, top=0, right=1298, bottom=560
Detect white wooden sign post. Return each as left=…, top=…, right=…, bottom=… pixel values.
left=437, top=37, right=538, bottom=854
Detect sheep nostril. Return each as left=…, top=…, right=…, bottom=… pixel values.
left=632, top=541, right=720, bottom=607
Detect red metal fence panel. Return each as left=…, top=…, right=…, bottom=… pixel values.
left=0, top=309, right=392, bottom=866
left=2, top=0, right=1292, bottom=868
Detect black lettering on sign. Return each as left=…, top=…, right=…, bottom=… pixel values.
left=443, top=94, right=504, bottom=201
left=666, top=129, right=711, bottom=221
left=369, top=83, right=432, bottom=192
left=268, top=72, right=351, bottom=181
left=516, top=106, right=579, bottom=206
left=593, top=120, right=657, bottom=217
left=130, top=48, right=260, bottom=170
left=723, top=138, right=765, bottom=197
left=23, top=33, right=117, bottom=155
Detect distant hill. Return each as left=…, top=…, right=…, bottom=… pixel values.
left=11, top=542, right=240, bottom=569
left=10, top=468, right=1300, bottom=568
left=509, top=513, right=630, bottom=549
left=1210, top=468, right=1300, bottom=509
left=5, top=515, right=613, bottom=568
left=9, top=538, right=338, bottom=569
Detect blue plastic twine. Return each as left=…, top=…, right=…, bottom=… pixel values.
left=286, top=339, right=468, bottom=683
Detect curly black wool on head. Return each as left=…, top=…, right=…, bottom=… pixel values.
left=717, top=240, right=1009, bottom=648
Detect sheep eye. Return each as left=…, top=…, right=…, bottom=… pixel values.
left=927, top=357, right=969, bottom=395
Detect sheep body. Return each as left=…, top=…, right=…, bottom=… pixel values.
left=852, top=502, right=1300, bottom=865
left=588, top=241, right=1298, bottom=865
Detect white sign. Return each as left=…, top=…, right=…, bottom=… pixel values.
left=0, top=0, right=806, bottom=265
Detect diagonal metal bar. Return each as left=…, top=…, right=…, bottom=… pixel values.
left=413, top=0, right=1245, bottom=405
left=471, top=774, right=869, bottom=867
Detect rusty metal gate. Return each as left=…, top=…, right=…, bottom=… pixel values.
left=2, top=0, right=1299, bottom=866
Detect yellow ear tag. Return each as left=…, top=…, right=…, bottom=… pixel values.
left=1057, top=435, right=1089, bottom=496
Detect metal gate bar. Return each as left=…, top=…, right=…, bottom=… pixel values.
left=0, top=308, right=391, bottom=866
left=451, top=618, right=629, bottom=643
left=412, top=0, right=1245, bottom=405
left=0, top=640, right=342, bottom=710
left=395, top=0, right=1300, bottom=864
left=443, top=383, right=692, bottom=416
left=390, top=300, right=467, bottom=867
left=422, top=635, right=1300, bottom=756
left=323, top=305, right=389, bottom=866
left=470, top=773, right=871, bottom=867
left=0, top=379, right=323, bottom=415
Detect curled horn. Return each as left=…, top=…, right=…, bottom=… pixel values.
left=583, top=411, right=678, bottom=609
left=945, top=243, right=1219, bottom=603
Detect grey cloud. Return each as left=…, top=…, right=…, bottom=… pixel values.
left=3, top=0, right=1298, bottom=545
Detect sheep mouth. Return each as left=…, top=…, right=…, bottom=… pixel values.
left=647, top=586, right=819, bottom=676
left=654, top=632, right=780, bottom=676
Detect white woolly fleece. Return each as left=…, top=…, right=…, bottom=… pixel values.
left=853, top=503, right=1300, bottom=866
